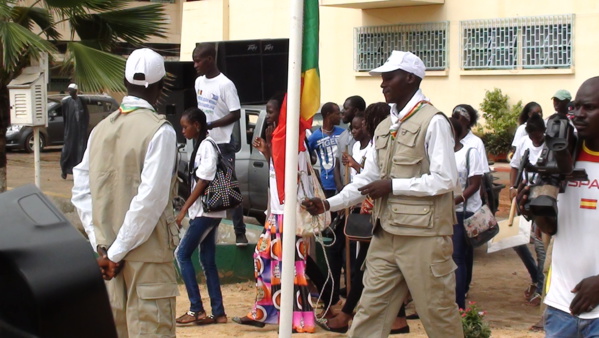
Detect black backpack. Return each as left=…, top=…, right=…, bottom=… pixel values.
left=481, top=172, right=504, bottom=215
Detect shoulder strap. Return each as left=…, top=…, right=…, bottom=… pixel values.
left=463, top=147, right=474, bottom=214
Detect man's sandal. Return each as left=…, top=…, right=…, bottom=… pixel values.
left=176, top=311, right=206, bottom=325
left=196, top=314, right=227, bottom=325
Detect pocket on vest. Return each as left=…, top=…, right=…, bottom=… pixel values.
left=390, top=155, right=424, bottom=178
left=388, top=199, right=433, bottom=229
left=165, top=213, right=180, bottom=249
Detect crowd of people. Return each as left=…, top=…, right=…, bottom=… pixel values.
left=69, top=44, right=599, bottom=338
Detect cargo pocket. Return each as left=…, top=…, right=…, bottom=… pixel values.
left=395, top=121, right=420, bottom=148
left=430, top=258, right=457, bottom=278
left=388, top=199, right=433, bottom=229
left=390, top=154, right=423, bottom=178
left=137, top=282, right=178, bottom=335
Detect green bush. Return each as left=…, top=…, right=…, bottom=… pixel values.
left=475, top=88, right=522, bottom=155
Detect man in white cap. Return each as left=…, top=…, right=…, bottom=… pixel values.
left=302, top=51, right=463, bottom=337
left=549, top=89, right=572, bottom=120
left=60, top=83, right=89, bottom=179
left=72, top=48, right=179, bottom=337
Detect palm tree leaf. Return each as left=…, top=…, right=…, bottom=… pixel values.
left=65, top=42, right=126, bottom=93
left=0, top=21, right=56, bottom=73
left=70, top=4, right=167, bottom=49
left=44, top=0, right=126, bottom=11
left=0, top=0, right=18, bottom=20
left=11, top=6, right=61, bottom=40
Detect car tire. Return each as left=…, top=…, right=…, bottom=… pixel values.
left=24, top=132, right=45, bottom=153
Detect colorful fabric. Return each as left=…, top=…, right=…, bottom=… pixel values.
left=271, top=0, right=320, bottom=204
left=248, top=214, right=315, bottom=333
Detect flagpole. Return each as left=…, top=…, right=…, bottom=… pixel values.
left=279, top=0, right=303, bottom=336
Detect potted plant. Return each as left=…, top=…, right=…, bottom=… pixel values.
left=460, top=301, right=491, bottom=338
left=475, top=88, right=522, bottom=162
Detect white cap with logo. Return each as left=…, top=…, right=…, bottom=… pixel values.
left=369, top=50, right=426, bottom=79
left=125, top=48, right=166, bottom=88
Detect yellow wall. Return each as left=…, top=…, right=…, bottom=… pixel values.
left=180, top=0, right=599, bottom=116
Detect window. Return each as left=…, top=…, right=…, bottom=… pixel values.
left=354, top=22, right=448, bottom=72
left=461, top=15, right=573, bottom=70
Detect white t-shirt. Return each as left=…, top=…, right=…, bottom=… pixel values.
left=350, top=141, right=372, bottom=180
left=544, top=146, right=599, bottom=319
left=188, top=136, right=226, bottom=219
left=455, top=147, right=484, bottom=213
left=269, top=151, right=311, bottom=214
left=510, top=137, right=544, bottom=184
left=461, top=131, right=490, bottom=173
left=512, top=123, right=528, bottom=148
left=195, top=73, right=241, bottom=144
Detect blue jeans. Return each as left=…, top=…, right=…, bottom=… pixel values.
left=453, top=211, right=473, bottom=310
left=176, top=216, right=225, bottom=316
left=218, top=142, right=246, bottom=235
left=545, top=306, right=599, bottom=337
left=513, top=232, right=546, bottom=295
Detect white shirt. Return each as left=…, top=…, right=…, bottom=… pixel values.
left=512, top=123, right=528, bottom=148
left=510, top=137, right=544, bottom=184
left=545, top=148, right=599, bottom=319
left=188, top=137, right=226, bottom=219
left=195, top=73, right=241, bottom=144
left=350, top=141, right=371, bottom=180
left=462, top=131, right=490, bottom=173
left=269, top=151, right=310, bottom=214
left=455, top=147, right=484, bottom=213
left=72, top=98, right=177, bottom=262
left=327, top=90, right=458, bottom=211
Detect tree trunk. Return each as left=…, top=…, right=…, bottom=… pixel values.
left=0, top=84, right=10, bottom=193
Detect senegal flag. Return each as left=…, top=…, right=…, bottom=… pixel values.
left=271, top=0, right=320, bottom=204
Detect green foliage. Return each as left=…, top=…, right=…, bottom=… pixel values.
left=476, top=88, right=522, bottom=155
left=460, top=302, right=491, bottom=338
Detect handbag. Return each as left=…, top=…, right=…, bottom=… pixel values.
left=201, top=139, right=243, bottom=212
left=462, top=148, right=499, bottom=247
left=297, top=155, right=331, bottom=237
left=344, top=212, right=373, bottom=242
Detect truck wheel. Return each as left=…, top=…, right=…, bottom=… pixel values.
left=24, top=133, right=45, bottom=153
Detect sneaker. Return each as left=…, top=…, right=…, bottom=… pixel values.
left=176, top=310, right=205, bottom=325
left=236, top=233, right=248, bottom=247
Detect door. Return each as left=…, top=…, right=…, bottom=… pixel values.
left=46, top=102, right=64, bottom=144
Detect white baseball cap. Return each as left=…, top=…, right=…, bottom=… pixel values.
left=125, top=48, right=165, bottom=88
left=67, top=83, right=78, bottom=90
left=369, top=51, right=426, bottom=79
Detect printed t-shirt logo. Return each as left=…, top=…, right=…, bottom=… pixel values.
left=580, top=198, right=597, bottom=210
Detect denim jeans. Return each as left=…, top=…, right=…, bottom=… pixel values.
left=513, top=232, right=546, bottom=295
left=218, top=142, right=246, bottom=235
left=545, top=306, right=599, bottom=337
left=176, top=216, right=225, bottom=316
left=453, top=211, right=473, bottom=310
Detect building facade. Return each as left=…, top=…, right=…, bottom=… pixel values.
left=180, top=0, right=598, bottom=116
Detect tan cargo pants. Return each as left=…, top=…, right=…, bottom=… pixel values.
left=106, top=260, right=178, bottom=338
left=348, top=229, right=464, bottom=338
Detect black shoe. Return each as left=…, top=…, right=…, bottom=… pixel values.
left=61, top=172, right=67, bottom=180
left=235, top=233, right=248, bottom=247
left=406, top=313, right=419, bottom=320
left=390, top=325, right=410, bottom=334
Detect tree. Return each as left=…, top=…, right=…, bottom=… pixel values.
left=0, top=0, right=168, bottom=192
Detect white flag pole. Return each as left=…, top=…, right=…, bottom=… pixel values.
left=279, top=0, right=303, bottom=336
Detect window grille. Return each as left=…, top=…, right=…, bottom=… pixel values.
left=461, top=14, right=573, bottom=70
left=354, top=22, right=448, bottom=72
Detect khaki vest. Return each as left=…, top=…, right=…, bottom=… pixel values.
left=372, top=104, right=456, bottom=236
left=89, top=108, right=179, bottom=262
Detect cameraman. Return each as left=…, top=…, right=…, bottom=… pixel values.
left=517, top=76, right=599, bottom=337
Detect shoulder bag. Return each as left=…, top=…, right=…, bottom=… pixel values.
left=297, top=156, right=331, bottom=237
left=201, top=139, right=243, bottom=212
left=463, top=148, right=499, bottom=247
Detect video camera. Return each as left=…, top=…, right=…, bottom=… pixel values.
left=516, top=114, right=587, bottom=218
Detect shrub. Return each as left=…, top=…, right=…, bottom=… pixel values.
left=475, top=88, right=522, bottom=155
left=460, top=302, right=491, bottom=338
